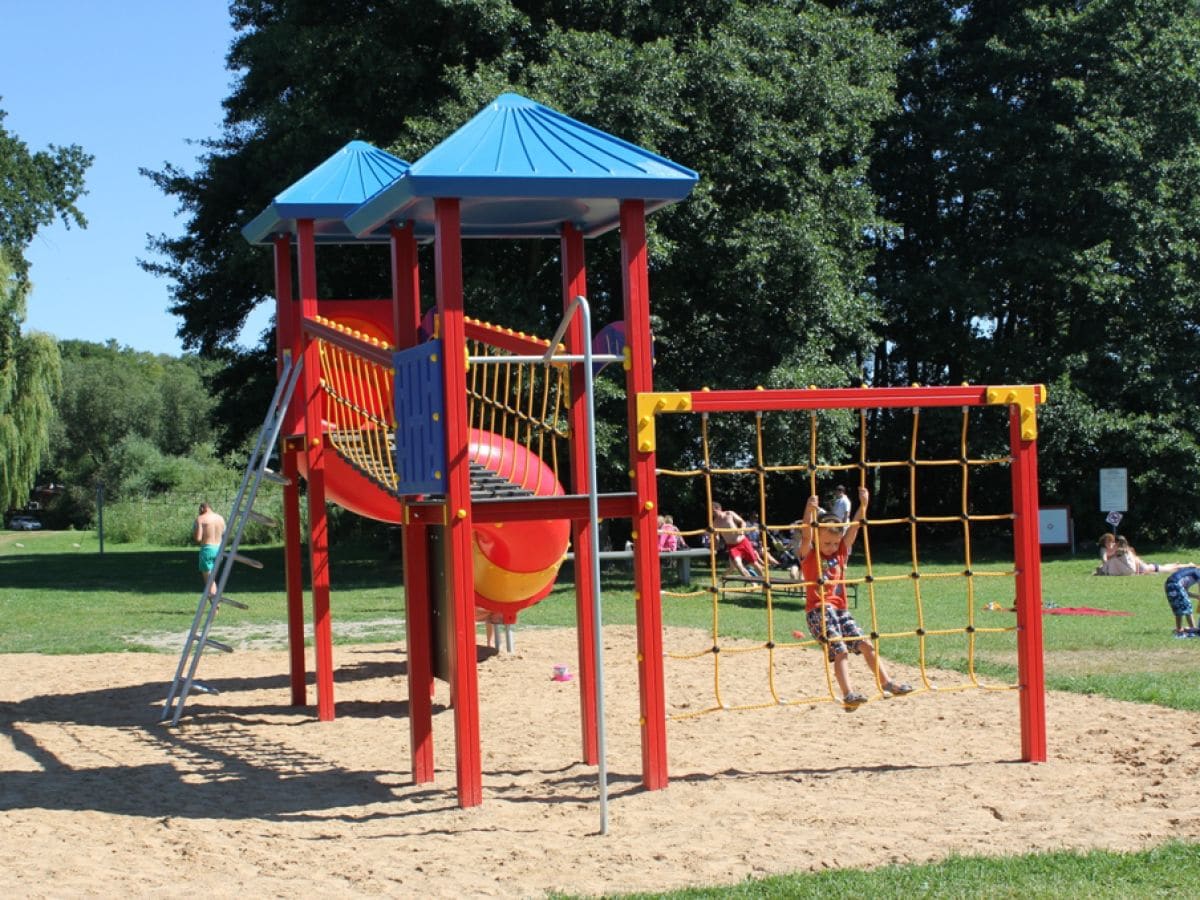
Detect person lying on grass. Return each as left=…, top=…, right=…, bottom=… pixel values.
left=1096, top=534, right=1193, bottom=576
left=796, top=488, right=913, bottom=711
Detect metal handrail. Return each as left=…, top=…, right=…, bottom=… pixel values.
left=544, top=294, right=610, bottom=835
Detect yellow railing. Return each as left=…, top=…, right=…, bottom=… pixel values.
left=304, top=314, right=571, bottom=494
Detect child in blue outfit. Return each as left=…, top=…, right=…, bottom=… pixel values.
left=1163, top=566, right=1200, bottom=636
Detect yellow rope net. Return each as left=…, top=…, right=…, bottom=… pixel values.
left=313, top=317, right=400, bottom=490
left=466, top=337, right=571, bottom=485
left=658, top=405, right=1020, bottom=719
left=309, top=316, right=570, bottom=493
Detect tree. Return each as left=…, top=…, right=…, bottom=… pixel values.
left=0, top=107, right=91, bottom=279
left=858, top=0, right=1200, bottom=537
left=145, top=1, right=899, bottom=524
left=0, top=105, right=90, bottom=510
left=0, top=253, right=61, bottom=510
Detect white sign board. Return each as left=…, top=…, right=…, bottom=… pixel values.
left=1038, top=507, right=1072, bottom=546
left=1099, top=468, right=1128, bottom=512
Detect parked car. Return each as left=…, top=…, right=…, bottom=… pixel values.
left=7, top=515, right=42, bottom=531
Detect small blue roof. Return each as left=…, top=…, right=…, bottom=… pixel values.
left=346, top=93, right=698, bottom=239
left=242, top=141, right=410, bottom=245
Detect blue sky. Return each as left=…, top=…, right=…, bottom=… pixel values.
left=3, top=1, right=271, bottom=356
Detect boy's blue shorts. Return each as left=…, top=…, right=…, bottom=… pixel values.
left=1165, top=580, right=1195, bottom=617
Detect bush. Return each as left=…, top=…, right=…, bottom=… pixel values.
left=100, top=500, right=150, bottom=544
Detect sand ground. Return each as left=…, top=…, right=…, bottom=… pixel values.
left=2, top=625, right=1199, bottom=898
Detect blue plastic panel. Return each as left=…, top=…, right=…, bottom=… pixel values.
left=346, top=92, right=699, bottom=239
left=392, top=341, right=447, bottom=495
left=242, top=141, right=410, bottom=245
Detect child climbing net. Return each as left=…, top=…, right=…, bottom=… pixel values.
left=649, top=385, right=1045, bottom=726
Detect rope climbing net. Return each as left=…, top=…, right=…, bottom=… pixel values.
left=648, top=385, right=1045, bottom=721
left=305, top=314, right=571, bottom=494
left=465, top=318, right=571, bottom=486
left=309, top=315, right=400, bottom=490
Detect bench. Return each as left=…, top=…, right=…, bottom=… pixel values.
left=563, top=547, right=713, bottom=586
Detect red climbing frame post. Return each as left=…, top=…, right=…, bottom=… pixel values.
left=391, top=222, right=435, bottom=783
left=1009, top=403, right=1047, bottom=762
left=273, top=235, right=307, bottom=707
left=620, top=200, right=669, bottom=790
left=560, top=223, right=599, bottom=765
left=435, top=198, right=483, bottom=807
left=391, top=222, right=421, bottom=350
left=297, top=218, right=336, bottom=722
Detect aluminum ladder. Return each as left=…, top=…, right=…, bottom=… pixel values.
left=160, top=354, right=304, bottom=725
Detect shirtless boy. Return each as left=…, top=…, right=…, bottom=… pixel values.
left=194, top=502, right=226, bottom=595
left=712, top=502, right=764, bottom=578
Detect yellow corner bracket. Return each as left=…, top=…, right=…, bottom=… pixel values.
left=984, top=384, right=1046, bottom=442
left=635, top=392, right=692, bottom=453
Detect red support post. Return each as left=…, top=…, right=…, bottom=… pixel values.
left=391, top=222, right=434, bottom=782
left=620, top=200, right=669, bottom=790
left=391, top=222, right=421, bottom=349
left=1010, top=409, right=1047, bottom=762
left=402, top=521, right=435, bottom=782
left=297, top=219, right=336, bottom=722
left=435, top=198, right=483, bottom=808
left=561, top=223, right=599, bottom=764
left=273, top=236, right=307, bottom=706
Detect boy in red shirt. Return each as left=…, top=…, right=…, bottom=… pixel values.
left=797, top=488, right=913, bottom=710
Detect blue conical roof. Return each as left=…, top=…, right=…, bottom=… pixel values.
left=346, top=93, right=698, bottom=239
left=242, top=141, right=410, bottom=245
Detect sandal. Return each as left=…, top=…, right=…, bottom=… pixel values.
left=842, top=691, right=867, bottom=710
left=883, top=681, right=914, bottom=695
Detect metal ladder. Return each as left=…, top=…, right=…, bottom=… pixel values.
left=160, top=354, right=304, bottom=725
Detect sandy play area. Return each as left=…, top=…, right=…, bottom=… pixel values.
left=2, top=625, right=1199, bottom=897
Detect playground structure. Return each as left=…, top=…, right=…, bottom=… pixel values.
left=162, top=93, right=1047, bottom=810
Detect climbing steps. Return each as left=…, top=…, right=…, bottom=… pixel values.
left=160, top=355, right=304, bottom=725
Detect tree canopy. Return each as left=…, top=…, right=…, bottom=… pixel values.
left=0, top=104, right=90, bottom=511
left=861, top=0, right=1200, bottom=537
left=43, top=340, right=226, bottom=528
left=145, top=1, right=897, bottom=467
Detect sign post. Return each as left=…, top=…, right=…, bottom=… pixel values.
left=1099, top=468, right=1128, bottom=534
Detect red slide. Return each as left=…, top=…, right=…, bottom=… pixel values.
left=297, top=422, right=569, bottom=615
left=468, top=429, right=570, bottom=615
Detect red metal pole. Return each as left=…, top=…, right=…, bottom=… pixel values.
left=620, top=200, right=668, bottom=790
left=561, top=223, right=599, bottom=764
left=273, top=236, right=307, bottom=706
left=1010, top=408, right=1047, bottom=762
left=392, top=222, right=434, bottom=782
left=391, top=222, right=420, bottom=349
left=402, top=521, right=435, bottom=782
left=435, top=198, right=482, bottom=807
left=298, top=219, right=336, bottom=722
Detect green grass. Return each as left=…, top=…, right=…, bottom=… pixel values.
left=4, top=530, right=1198, bottom=710
left=0, top=529, right=403, bottom=653
left=603, top=840, right=1200, bottom=898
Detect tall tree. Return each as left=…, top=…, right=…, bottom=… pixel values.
left=0, top=105, right=90, bottom=510
left=145, top=1, right=898, bottom=505
left=859, top=0, right=1200, bottom=537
